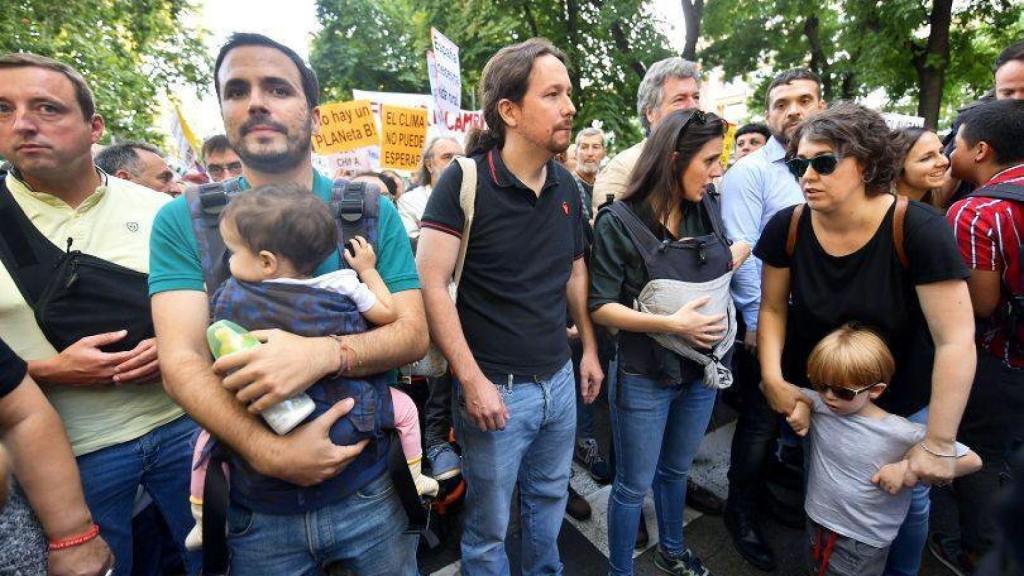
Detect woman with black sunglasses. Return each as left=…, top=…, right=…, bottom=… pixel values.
left=754, top=102, right=975, bottom=576
left=589, top=109, right=750, bottom=576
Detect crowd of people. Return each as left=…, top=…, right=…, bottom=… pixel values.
left=0, top=26, right=1021, bottom=576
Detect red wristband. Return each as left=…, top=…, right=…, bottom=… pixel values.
left=48, top=523, right=101, bottom=551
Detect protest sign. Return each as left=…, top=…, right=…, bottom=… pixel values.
left=881, top=112, right=925, bottom=129
left=430, top=28, right=461, bottom=117
left=351, top=89, right=484, bottom=142
left=380, top=104, right=428, bottom=171
left=312, top=100, right=379, bottom=154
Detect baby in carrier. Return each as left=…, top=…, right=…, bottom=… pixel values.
left=185, top=183, right=437, bottom=550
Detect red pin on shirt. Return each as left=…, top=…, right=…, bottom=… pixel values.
left=562, top=201, right=570, bottom=216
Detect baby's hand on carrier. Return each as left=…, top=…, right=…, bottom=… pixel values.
left=344, top=236, right=376, bottom=274
left=872, top=460, right=914, bottom=495
left=785, top=399, right=811, bottom=437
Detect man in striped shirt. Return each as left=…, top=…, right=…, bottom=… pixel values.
left=944, top=98, right=1024, bottom=569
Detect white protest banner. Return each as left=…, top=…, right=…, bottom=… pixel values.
left=430, top=28, right=461, bottom=117
left=881, top=112, right=925, bottom=130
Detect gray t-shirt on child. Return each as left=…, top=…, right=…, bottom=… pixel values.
left=804, top=390, right=966, bottom=547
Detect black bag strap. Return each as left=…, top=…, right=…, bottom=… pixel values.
left=387, top=430, right=434, bottom=539
left=201, top=443, right=231, bottom=575
left=0, top=177, right=65, bottom=306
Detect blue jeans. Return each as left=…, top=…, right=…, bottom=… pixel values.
left=607, top=371, right=718, bottom=576
left=453, top=360, right=576, bottom=576
left=884, top=407, right=930, bottom=576
left=226, top=473, right=417, bottom=575
left=76, top=415, right=200, bottom=576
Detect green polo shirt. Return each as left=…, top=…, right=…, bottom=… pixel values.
left=149, top=170, right=420, bottom=296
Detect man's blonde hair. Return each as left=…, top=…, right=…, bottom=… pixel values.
left=806, top=323, right=895, bottom=390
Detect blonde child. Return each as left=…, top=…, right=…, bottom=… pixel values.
left=786, top=324, right=981, bottom=576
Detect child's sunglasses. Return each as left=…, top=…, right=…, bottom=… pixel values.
left=786, top=153, right=840, bottom=178
left=816, top=382, right=878, bottom=401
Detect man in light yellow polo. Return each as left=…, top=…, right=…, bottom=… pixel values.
left=0, top=53, right=198, bottom=575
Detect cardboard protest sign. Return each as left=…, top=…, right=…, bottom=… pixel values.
left=312, top=100, right=379, bottom=154
left=380, top=104, right=428, bottom=171
left=430, top=28, right=461, bottom=117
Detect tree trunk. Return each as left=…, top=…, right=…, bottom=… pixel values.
left=680, top=0, right=704, bottom=61
left=916, top=0, right=953, bottom=129
left=565, top=0, right=582, bottom=93
left=802, top=14, right=833, bottom=100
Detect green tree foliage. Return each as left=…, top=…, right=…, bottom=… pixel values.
left=701, top=0, right=1024, bottom=128
left=311, top=0, right=676, bottom=149
left=0, top=0, right=210, bottom=143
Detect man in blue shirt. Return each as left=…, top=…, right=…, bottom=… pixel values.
left=149, top=33, right=427, bottom=574
left=720, top=68, right=825, bottom=572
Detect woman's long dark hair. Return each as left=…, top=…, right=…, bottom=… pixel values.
left=622, top=109, right=726, bottom=228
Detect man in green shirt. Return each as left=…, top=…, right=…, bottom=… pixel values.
left=149, top=33, right=427, bottom=574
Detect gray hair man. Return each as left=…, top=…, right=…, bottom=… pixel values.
left=592, top=57, right=702, bottom=215
left=573, top=127, right=606, bottom=220
left=95, top=141, right=181, bottom=196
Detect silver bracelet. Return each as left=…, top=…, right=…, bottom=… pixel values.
left=919, top=441, right=958, bottom=458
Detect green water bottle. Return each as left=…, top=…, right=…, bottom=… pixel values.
left=207, top=320, right=315, bottom=434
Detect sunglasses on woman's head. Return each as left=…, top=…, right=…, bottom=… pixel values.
left=674, top=109, right=708, bottom=145
left=786, top=153, right=840, bottom=179
left=816, top=382, right=878, bottom=401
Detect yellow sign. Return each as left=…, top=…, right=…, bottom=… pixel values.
left=721, top=121, right=737, bottom=168
left=380, top=104, right=428, bottom=171
left=313, top=100, right=379, bottom=154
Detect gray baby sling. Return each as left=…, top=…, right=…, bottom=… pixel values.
left=606, top=199, right=737, bottom=389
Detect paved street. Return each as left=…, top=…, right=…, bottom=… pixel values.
left=420, top=399, right=953, bottom=576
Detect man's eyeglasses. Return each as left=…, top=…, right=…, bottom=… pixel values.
left=786, top=153, right=840, bottom=179
left=815, top=382, right=878, bottom=401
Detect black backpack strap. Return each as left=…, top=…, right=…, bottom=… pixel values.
left=185, top=179, right=243, bottom=295
left=967, top=182, right=1024, bottom=203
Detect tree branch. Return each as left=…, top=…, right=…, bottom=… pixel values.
left=679, top=0, right=704, bottom=61
left=611, top=20, right=646, bottom=78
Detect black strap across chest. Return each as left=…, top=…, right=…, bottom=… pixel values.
left=0, top=177, right=65, bottom=306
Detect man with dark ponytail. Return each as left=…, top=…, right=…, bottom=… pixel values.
left=417, top=38, right=604, bottom=575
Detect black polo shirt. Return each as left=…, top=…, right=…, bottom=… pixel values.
left=421, top=148, right=585, bottom=376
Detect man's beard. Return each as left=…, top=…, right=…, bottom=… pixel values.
left=233, top=117, right=313, bottom=174
left=577, top=160, right=600, bottom=177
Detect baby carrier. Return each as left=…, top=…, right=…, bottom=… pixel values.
left=186, top=178, right=429, bottom=573
left=602, top=194, right=737, bottom=389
